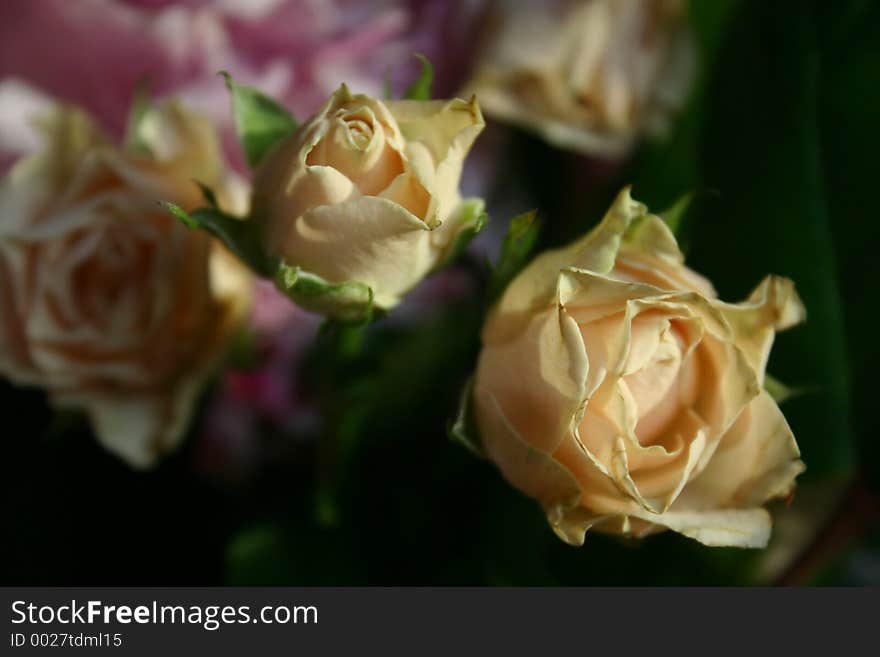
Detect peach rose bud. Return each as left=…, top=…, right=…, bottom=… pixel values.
left=169, top=71, right=487, bottom=323
left=251, top=84, right=486, bottom=316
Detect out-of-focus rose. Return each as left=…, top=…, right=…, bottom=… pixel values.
left=465, top=0, right=695, bottom=155
left=251, top=85, right=485, bottom=309
left=472, top=188, right=805, bottom=547
left=0, top=101, right=251, bottom=468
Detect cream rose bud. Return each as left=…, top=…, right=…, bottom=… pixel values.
left=251, top=84, right=485, bottom=311
left=0, top=102, right=252, bottom=468
left=465, top=0, right=695, bottom=156
left=473, top=188, right=806, bottom=548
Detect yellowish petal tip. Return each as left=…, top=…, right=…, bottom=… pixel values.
left=769, top=275, right=807, bottom=330
left=609, top=185, right=648, bottom=227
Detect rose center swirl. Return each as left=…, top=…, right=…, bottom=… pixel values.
left=620, top=317, right=698, bottom=447
left=338, top=109, right=375, bottom=150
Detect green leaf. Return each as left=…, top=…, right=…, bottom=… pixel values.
left=225, top=521, right=359, bottom=585
left=403, top=53, right=434, bottom=101
left=682, top=1, right=855, bottom=477
left=314, top=401, right=369, bottom=528
left=275, top=262, right=374, bottom=323
left=162, top=202, right=272, bottom=276
left=449, top=379, right=485, bottom=458
left=220, top=71, right=298, bottom=170
left=315, top=321, right=370, bottom=360
left=162, top=201, right=198, bottom=229
left=437, top=199, right=488, bottom=269
left=194, top=180, right=219, bottom=208
left=488, top=209, right=541, bottom=301
left=816, top=0, right=880, bottom=488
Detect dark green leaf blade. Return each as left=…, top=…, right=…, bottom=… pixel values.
left=162, top=201, right=272, bottom=276
left=685, top=2, right=855, bottom=477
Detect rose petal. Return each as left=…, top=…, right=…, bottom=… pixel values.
left=474, top=391, right=583, bottom=521
left=286, top=196, right=435, bottom=308
left=476, top=303, right=586, bottom=456
left=713, top=275, right=806, bottom=378
left=486, top=187, right=648, bottom=343
left=683, top=391, right=805, bottom=508
left=59, top=380, right=200, bottom=470
left=626, top=506, right=773, bottom=548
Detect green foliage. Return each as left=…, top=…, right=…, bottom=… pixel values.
left=488, top=210, right=541, bottom=302
left=162, top=202, right=273, bottom=276
left=220, top=71, right=298, bottom=170
left=658, top=191, right=693, bottom=236
left=630, top=0, right=742, bottom=208
left=764, top=373, right=814, bottom=406
left=437, top=200, right=488, bottom=269
left=165, top=192, right=378, bottom=323
left=403, top=54, right=434, bottom=101
left=195, top=180, right=219, bottom=208
left=814, top=0, right=880, bottom=490
left=684, top=1, right=856, bottom=477
left=275, top=263, right=374, bottom=324
left=226, top=521, right=361, bottom=585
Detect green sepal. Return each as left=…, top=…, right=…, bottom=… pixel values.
left=449, top=378, right=485, bottom=458
left=764, top=373, right=813, bottom=405
left=488, top=209, right=541, bottom=302
left=275, top=262, right=375, bottom=324
left=403, top=53, right=434, bottom=101
left=220, top=71, right=298, bottom=171
left=162, top=202, right=273, bottom=277
left=437, top=199, right=488, bottom=269
left=658, top=191, right=694, bottom=235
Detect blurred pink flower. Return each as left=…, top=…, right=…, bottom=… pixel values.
left=0, top=0, right=487, bottom=170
